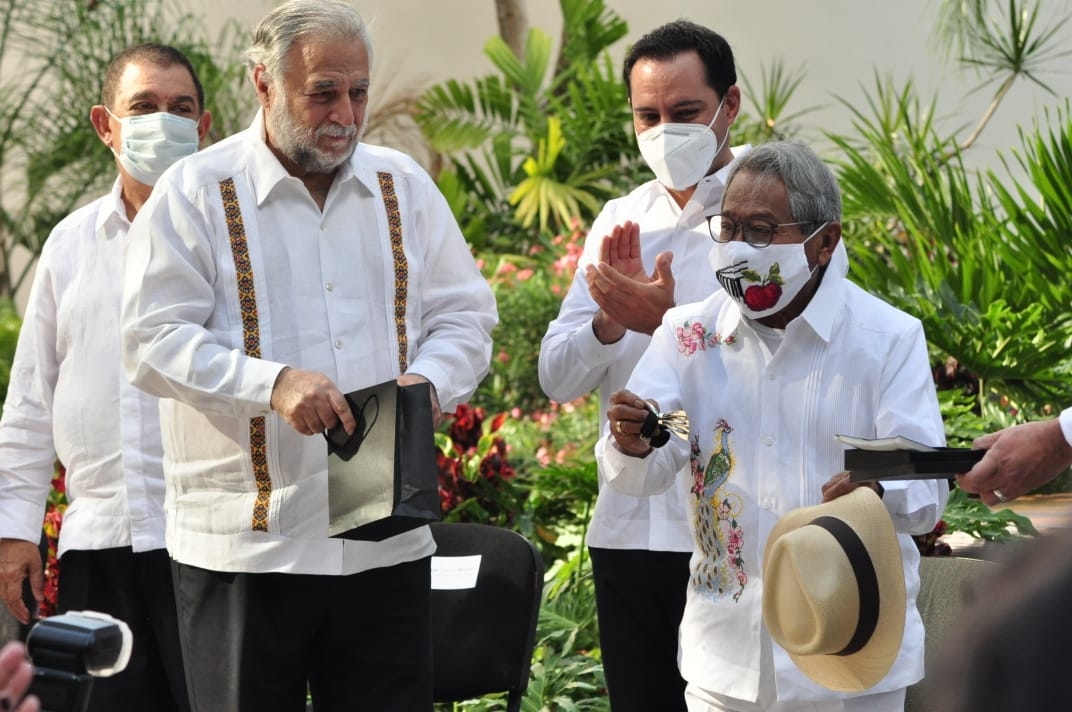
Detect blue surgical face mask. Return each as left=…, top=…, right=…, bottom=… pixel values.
left=107, top=109, right=199, bottom=185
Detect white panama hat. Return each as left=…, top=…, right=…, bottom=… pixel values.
left=762, top=488, right=905, bottom=692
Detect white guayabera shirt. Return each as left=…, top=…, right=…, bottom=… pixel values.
left=601, top=259, right=948, bottom=703
left=539, top=147, right=750, bottom=553
left=0, top=179, right=167, bottom=556
left=121, top=111, right=497, bottom=576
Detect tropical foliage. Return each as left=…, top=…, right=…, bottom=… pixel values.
left=0, top=0, right=250, bottom=299
left=0, top=299, right=18, bottom=405
left=416, top=0, right=638, bottom=257
left=831, top=0, right=1072, bottom=494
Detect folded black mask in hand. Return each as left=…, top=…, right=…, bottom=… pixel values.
left=324, top=392, right=381, bottom=461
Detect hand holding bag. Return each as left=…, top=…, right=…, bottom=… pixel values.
left=326, top=379, right=441, bottom=541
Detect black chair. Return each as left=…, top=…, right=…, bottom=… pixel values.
left=430, top=522, right=544, bottom=712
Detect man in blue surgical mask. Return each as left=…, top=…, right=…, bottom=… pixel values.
left=92, top=44, right=212, bottom=218
left=0, top=43, right=210, bottom=712
left=539, top=20, right=750, bottom=712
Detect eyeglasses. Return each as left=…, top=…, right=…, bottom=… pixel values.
left=707, top=215, right=812, bottom=248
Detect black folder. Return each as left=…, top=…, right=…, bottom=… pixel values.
left=838, top=435, right=984, bottom=481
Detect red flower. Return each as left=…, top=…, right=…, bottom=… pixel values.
left=40, top=504, right=66, bottom=618
left=50, top=464, right=67, bottom=496
left=448, top=404, right=484, bottom=452
left=437, top=406, right=518, bottom=523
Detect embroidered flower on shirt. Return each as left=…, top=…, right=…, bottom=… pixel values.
left=676, top=319, right=735, bottom=355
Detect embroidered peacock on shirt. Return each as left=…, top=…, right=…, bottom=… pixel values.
left=689, top=418, right=748, bottom=602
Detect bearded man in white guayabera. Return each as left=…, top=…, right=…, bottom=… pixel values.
left=120, top=2, right=496, bottom=710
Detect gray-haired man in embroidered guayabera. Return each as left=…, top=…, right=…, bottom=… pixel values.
left=119, top=1, right=497, bottom=710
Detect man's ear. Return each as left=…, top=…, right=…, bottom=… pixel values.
left=89, top=105, right=114, bottom=148
left=816, top=222, right=842, bottom=267
left=722, top=85, right=742, bottom=124
left=253, top=65, right=272, bottom=111
left=196, top=111, right=213, bottom=146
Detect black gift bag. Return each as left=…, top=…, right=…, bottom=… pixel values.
left=326, top=380, right=441, bottom=541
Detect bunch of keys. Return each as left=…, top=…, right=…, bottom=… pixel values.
left=639, top=401, right=690, bottom=448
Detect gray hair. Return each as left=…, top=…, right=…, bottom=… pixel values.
left=247, top=0, right=374, bottom=82
left=724, top=141, right=841, bottom=229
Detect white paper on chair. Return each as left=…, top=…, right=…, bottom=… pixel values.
left=431, top=555, right=482, bottom=590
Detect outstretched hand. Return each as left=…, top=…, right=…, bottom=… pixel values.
left=957, top=418, right=1072, bottom=506
left=586, top=221, right=675, bottom=342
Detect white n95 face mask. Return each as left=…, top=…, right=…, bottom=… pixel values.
left=107, top=109, right=199, bottom=186
left=636, top=99, right=727, bottom=191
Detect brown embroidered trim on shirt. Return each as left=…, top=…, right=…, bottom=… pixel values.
left=377, top=171, right=409, bottom=372
left=219, top=177, right=272, bottom=533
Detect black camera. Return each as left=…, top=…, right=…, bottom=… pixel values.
left=25, top=611, right=132, bottom=712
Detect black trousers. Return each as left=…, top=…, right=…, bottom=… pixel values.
left=57, top=547, right=190, bottom=712
left=171, top=557, right=433, bottom=712
left=589, top=547, right=691, bottom=712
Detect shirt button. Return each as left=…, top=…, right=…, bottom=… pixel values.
left=763, top=436, right=774, bottom=446
left=334, top=339, right=343, bottom=349
left=325, top=281, right=335, bottom=292
left=767, top=372, right=776, bottom=381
